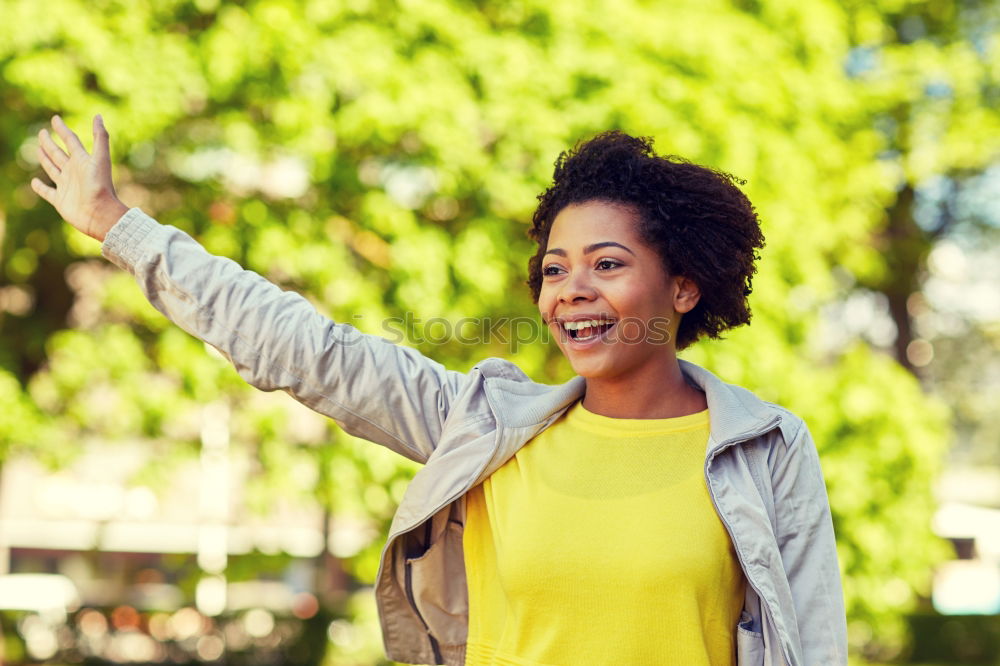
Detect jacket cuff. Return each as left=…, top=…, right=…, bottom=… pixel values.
left=100, top=208, right=162, bottom=272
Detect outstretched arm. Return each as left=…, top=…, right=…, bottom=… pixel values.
left=32, top=115, right=469, bottom=463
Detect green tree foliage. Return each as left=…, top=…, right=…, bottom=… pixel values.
left=841, top=0, right=1000, bottom=374
left=840, top=0, right=1000, bottom=478
left=2, top=0, right=988, bottom=659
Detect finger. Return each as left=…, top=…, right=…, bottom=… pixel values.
left=51, top=115, right=86, bottom=155
left=92, top=114, right=110, bottom=162
left=39, top=128, right=69, bottom=167
left=31, top=177, right=56, bottom=204
left=38, top=148, right=63, bottom=183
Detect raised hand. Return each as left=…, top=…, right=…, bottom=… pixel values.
left=31, top=115, right=128, bottom=242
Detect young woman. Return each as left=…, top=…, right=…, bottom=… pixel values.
left=32, top=115, right=846, bottom=665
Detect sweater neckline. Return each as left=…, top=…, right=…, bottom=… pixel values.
left=565, top=400, right=710, bottom=437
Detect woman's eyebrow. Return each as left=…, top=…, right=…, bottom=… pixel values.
left=586, top=241, right=635, bottom=255
left=544, top=241, right=635, bottom=257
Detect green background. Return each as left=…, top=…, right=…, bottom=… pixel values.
left=2, top=0, right=999, bottom=663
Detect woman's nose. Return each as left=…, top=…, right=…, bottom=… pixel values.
left=559, top=270, right=597, bottom=303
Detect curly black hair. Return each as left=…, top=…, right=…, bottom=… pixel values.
left=527, top=131, right=765, bottom=350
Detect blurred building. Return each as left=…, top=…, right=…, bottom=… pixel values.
left=0, top=428, right=342, bottom=664
left=932, top=466, right=1000, bottom=615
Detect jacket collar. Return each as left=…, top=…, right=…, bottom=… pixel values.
left=677, top=360, right=784, bottom=452
left=484, top=358, right=783, bottom=452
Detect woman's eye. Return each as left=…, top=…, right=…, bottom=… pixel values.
left=542, top=265, right=564, bottom=276
left=596, top=258, right=622, bottom=270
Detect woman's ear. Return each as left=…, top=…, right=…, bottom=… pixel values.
left=672, top=276, right=701, bottom=314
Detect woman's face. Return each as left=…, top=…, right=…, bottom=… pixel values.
left=537, top=200, right=699, bottom=381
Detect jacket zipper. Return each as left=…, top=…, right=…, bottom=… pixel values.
left=704, top=416, right=795, bottom=666
left=404, top=558, right=444, bottom=664
left=405, top=520, right=443, bottom=664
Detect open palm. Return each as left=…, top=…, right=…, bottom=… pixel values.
left=31, top=115, right=127, bottom=242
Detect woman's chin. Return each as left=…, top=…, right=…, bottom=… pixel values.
left=564, top=354, right=617, bottom=380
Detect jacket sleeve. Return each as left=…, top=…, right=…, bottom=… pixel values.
left=101, top=208, right=468, bottom=464
left=769, top=418, right=848, bottom=665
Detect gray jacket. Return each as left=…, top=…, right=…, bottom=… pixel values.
left=103, top=209, right=848, bottom=666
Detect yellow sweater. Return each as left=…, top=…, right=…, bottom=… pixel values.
left=463, top=401, right=745, bottom=665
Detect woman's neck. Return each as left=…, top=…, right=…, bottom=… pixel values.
left=580, top=357, right=707, bottom=419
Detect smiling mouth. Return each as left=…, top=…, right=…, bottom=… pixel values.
left=562, top=319, right=617, bottom=341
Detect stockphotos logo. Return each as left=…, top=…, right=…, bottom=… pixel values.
left=330, top=314, right=672, bottom=354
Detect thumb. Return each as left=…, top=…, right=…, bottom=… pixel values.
left=92, top=114, right=110, bottom=162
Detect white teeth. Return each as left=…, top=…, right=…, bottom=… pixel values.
left=561, top=319, right=613, bottom=332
